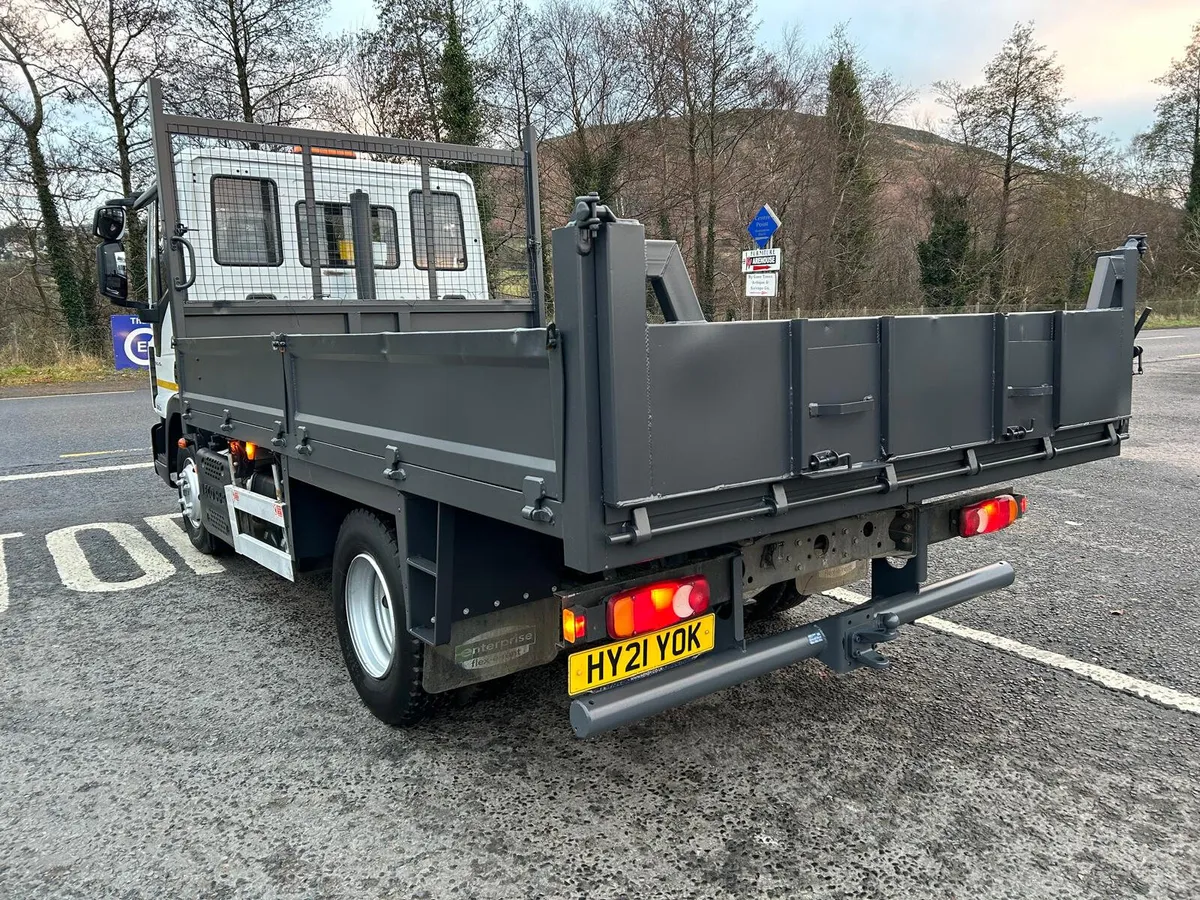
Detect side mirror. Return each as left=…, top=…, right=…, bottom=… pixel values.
left=93, top=205, right=126, bottom=241
left=96, top=241, right=129, bottom=302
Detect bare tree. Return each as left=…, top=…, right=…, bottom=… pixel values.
left=937, top=22, right=1076, bottom=302
left=629, top=0, right=773, bottom=318
left=173, top=0, right=341, bottom=125
left=491, top=0, right=548, bottom=146
left=533, top=0, right=646, bottom=210
left=0, top=2, right=94, bottom=350
left=1135, top=20, right=1200, bottom=270
left=42, top=0, right=173, bottom=301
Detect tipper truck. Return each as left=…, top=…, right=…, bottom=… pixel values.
left=91, top=80, right=1149, bottom=737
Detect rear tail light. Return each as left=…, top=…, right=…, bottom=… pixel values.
left=562, top=608, right=587, bottom=644
left=606, top=576, right=710, bottom=640
left=960, top=494, right=1026, bottom=538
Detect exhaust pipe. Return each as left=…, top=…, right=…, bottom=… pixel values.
left=570, top=561, right=1015, bottom=738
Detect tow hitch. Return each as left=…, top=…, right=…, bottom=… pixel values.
left=569, top=561, right=1015, bottom=738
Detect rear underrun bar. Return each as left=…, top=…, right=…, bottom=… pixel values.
left=569, top=561, right=1016, bottom=738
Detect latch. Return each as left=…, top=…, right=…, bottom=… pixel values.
left=383, top=445, right=406, bottom=481
left=271, top=333, right=288, bottom=352
left=181, top=400, right=193, bottom=421
left=520, top=476, right=554, bottom=524
left=808, top=449, right=851, bottom=472
left=271, top=420, right=286, bottom=448
left=295, top=425, right=313, bottom=456
left=219, top=409, right=234, bottom=433
left=570, top=193, right=616, bottom=255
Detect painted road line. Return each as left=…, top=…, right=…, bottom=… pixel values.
left=828, top=588, right=1200, bottom=716
left=145, top=513, right=226, bottom=575
left=60, top=448, right=147, bottom=459
left=0, top=463, right=153, bottom=483
left=0, top=390, right=136, bottom=401
left=1153, top=353, right=1200, bottom=362
left=46, top=522, right=175, bottom=593
left=0, top=532, right=23, bottom=615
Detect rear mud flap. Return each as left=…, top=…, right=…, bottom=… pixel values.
left=422, top=596, right=560, bottom=693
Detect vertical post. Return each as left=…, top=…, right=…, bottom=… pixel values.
left=349, top=189, right=376, bottom=300
left=301, top=148, right=323, bottom=301
left=420, top=161, right=439, bottom=303
left=523, top=123, right=545, bottom=326
left=148, top=78, right=186, bottom=342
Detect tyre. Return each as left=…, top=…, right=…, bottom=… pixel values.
left=176, top=446, right=221, bottom=554
left=332, top=509, right=429, bottom=727
left=744, top=580, right=809, bottom=622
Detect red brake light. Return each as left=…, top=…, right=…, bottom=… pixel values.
left=960, top=494, right=1025, bottom=538
left=606, top=576, right=710, bottom=639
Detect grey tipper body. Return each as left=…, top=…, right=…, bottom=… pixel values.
left=93, top=78, right=1144, bottom=737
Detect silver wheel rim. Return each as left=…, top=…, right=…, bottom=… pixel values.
left=178, top=458, right=202, bottom=528
left=345, top=553, right=395, bottom=679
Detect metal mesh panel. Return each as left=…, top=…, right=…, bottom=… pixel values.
left=159, top=116, right=537, bottom=309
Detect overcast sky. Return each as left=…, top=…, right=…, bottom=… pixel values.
left=330, top=0, right=1197, bottom=143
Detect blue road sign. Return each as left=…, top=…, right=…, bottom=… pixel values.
left=747, top=204, right=781, bottom=249
left=111, top=315, right=153, bottom=370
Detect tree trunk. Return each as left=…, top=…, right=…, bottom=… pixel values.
left=27, top=131, right=95, bottom=352
left=107, top=67, right=146, bottom=302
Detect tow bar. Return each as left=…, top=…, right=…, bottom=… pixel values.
left=569, top=561, right=1015, bottom=738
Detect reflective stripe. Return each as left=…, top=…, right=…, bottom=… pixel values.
left=156, top=378, right=178, bottom=391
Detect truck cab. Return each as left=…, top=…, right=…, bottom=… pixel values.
left=96, top=147, right=490, bottom=487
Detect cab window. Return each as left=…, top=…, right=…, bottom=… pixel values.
left=409, top=190, right=467, bottom=271
left=211, top=176, right=283, bottom=267
left=296, top=202, right=399, bottom=269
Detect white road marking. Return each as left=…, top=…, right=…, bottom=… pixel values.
left=0, top=390, right=136, bottom=401
left=46, top=522, right=175, bottom=593
left=0, top=532, right=23, bottom=614
left=1154, top=353, right=1200, bottom=362
left=828, top=588, right=1200, bottom=716
left=59, top=449, right=146, bottom=459
left=144, top=513, right=225, bottom=575
left=0, top=463, right=153, bottom=483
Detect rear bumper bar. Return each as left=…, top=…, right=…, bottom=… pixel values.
left=569, top=561, right=1015, bottom=738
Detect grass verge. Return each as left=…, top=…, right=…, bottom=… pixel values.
left=1142, top=316, right=1200, bottom=330
left=0, top=354, right=126, bottom=387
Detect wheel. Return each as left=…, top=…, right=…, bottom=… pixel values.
left=332, top=509, right=428, bottom=727
left=744, top=580, right=809, bottom=622
left=176, top=446, right=220, bottom=554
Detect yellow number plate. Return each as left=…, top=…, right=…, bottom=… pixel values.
left=567, top=614, right=716, bottom=696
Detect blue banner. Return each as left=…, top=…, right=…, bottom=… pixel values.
left=110, top=315, right=153, bottom=370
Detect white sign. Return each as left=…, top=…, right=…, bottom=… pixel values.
left=745, top=272, right=778, bottom=297
left=742, top=248, right=782, bottom=273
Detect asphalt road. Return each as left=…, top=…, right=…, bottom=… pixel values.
left=1, top=331, right=1199, bottom=900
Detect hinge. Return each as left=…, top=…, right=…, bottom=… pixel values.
left=766, top=482, right=788, bottom=516
left=546, top=322, right=559, bottom=350
left=520, top=476, right=554, bottom=524
left=383, top=444, right=406, bottom=481
left=295, top=425, right=312, bottom=456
